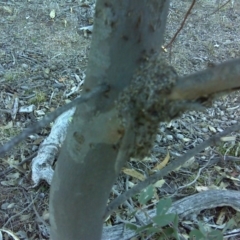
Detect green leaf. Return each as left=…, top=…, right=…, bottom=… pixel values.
left=146, top=226, right=161, bottom=235
left=125, top=223, right=138, bottom=231
left=138, top=185, right=154, bottom=205
left=172, top=215, right=180, bottom=240
left=223, top=218, right=237, bottom=232
left=152, top=213, right=175, bottom=227
left=127, top=209, right=138, bottom=219
left=158, top=227, right=174, bottom=240
left=207, top=229, right=223, bottom=240
left=189, top=229, right=205, bottom=240
left=136, top=223, right=153, bottom=234
left=156, top=198, right=172, bottom=215
left=197, top=222, right=207, bottom=237
left=172, top=214, right=179, bottom=229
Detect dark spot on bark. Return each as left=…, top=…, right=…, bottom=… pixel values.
left=137, top=35, right=141, bottom=44
left=150, top=48, right=155, bottom=54
left=95, top=11, right=99, bottom=17
left=103, top=92, right=109, bottom=98
left=122, top=35, right=129, bottom=41
left=149, top=24, right=155, bottom=32
left=110, top=21, right=116, bottom=28
left=104, top=2, right=111, bottom=7
left=117, top=128, right=125, bottom=136
left=74, top=142, right=82, bottom=152
left=103, top=84, right=110, bottom=98
left=89, top=143, right=94, bottom=149
left=73, top=132, right=85, bottom=144
left=136, top=15, right=142, bottom=29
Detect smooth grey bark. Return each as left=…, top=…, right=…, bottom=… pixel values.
left=49, top=1, right=170, bottom=239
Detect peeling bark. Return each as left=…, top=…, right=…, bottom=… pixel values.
left=31, top=108, right=75, bottom=186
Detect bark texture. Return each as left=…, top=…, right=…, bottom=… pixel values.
left=49, top=1, right=170, bottom=239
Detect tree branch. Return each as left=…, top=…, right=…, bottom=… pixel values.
left=0, top=84, right=108, bottom=157
left=165, top=0, right=196, bottom=48
left=169, top=58, right=240, bottom=101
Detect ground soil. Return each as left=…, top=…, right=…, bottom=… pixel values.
left=0, top=0, right=240, bottom=239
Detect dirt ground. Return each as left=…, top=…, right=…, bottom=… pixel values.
left=0, top=0, right=240, bottom=239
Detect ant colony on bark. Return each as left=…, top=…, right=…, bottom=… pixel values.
left=117, top=55, right=179, bottom=159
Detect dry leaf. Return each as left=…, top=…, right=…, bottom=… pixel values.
left=42, top=211, right=49, bottom=221
left=79, top=25, right=93, bottom=32
left=128, top=181, right=135, bottom=188
left=64, top=19, right=67, bottom=27
left=6, top=172, right=20, bottom=179
left=208, top=125, right=216, bottom=133
left=20, top=214, right=31, bottom=221
left=195, top=186, right=209, bottom=192
left=219, top=181, right=229, bottom=189
left=153, top=151, right=170, bottom=170
left=153, top=179, right=165, bottom=188
left=216, top=208, right=226, bottom=225
left=1, top=121, right=13, bottom=130
left=7, top=203, right=15, bottom=209
left=214, top=166, right=223, bottom=172
left=0, top=6, right=13, bottom=14
left=182, top=157, right=195, bottom=168
left=122, top=168, right=145, bottom=181
left=142, top=156, right=152, bottom=162
left=50, top=9, right=56, bottom=19
left=221, top=136, right=236, bottom=142
left=1, top=179, right=17, bottom=186
left=215, top=166, right=240, bottom=182
left=221, top=173, right=240, bottom=182
left=0, top=228, right=19, bottom=240
left=11, top=95, right=19, bottom=120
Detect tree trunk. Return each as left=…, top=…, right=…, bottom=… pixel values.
left=49, top=1, right=170, bottom=239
